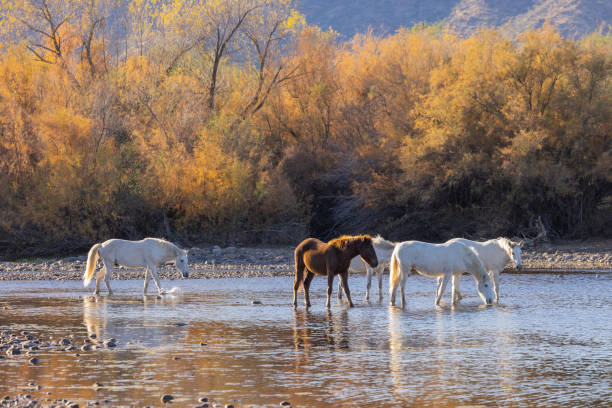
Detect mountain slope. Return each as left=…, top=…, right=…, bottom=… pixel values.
left=297, top=0, right=611, bottom=39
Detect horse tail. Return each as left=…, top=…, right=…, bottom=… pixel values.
left=83, top=243, right=100, bottom=287
left=389, top=249, right=400, bottom=303
left=293, top=248, right=305, bottom=291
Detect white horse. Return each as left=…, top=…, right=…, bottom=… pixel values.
left=389, top=240, right=495, bottom=308
left=338, top=235, right=397, bottom=301
left=445, top=237, right=523, bottom=303
left=83, top=238, right=189, bottom=295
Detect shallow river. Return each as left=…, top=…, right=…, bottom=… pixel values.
left=1, top=273, right=611, bottom=407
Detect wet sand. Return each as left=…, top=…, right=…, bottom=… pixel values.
left=0, top=240, right=610, bottom=281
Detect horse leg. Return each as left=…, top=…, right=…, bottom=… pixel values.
left=303, top=271, right=314, bottom=308
left=491, top=270, right=500, bottom=303
left=94, top=258, right=107, bottom=295
left=102, top=259, right=113, bottom=295
left=399, top=269, right=408, bottom=309
left=150, top=265, right=165, bottom=295
left=451, top=274, right=461, bottom=305
left=143, top=268, right=152, bottom=294
left=339, top=271, right=354, bottom=308
left=326, top=274, right=334, bottom=308
left=293, top=258, right=305, bottom=308
left=435, top=274, right=451, bottom=306
left=365, top=266, right=372, bottom=301
left=454, top=274, right=463, bottom=301
left=337, top=279, right=343, bottom=300
left=94, top=265, right=101, bottom=295
left=377, top=266, right=383, bottom=303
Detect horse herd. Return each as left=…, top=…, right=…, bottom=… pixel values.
left=83, top=234, right=523, bottom=309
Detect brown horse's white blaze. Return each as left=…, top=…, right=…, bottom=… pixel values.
left=293, top=235, right=378, bottom=308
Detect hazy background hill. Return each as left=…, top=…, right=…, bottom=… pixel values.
left=297, top=0, right=612, bottom=39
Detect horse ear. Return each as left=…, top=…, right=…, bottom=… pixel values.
left=518, top=240, right=524, bottom=247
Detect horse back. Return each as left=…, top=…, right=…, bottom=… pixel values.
left=395, top=241, right=465, bottom=272
left=448, top=238, right=507, bottom=271
left=99, top=239, right=150, bottom=267
left=295, top=238, right=336, bottom=276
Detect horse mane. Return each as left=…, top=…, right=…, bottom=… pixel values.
left=372, top=235, right=395, bottom=250
left=146, top=237, right=181, bottom=254
left=496, top=237, right=515, bottom=257
left=328, top=234, right=372, bottom=250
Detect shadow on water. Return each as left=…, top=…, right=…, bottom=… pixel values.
left=0, top=274, right=611, bottom=407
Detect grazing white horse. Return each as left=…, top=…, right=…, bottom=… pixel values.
left=83, top=238, right=189, bottom=295
left=338, top=235, right=397, bottom=301
left=445, top=237, right=523, bottom=303
left=389, top=240, right=494, bottom=308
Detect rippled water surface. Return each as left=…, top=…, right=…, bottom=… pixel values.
left=1, top=274, right=611, bottom=407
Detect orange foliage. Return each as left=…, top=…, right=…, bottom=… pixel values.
left=0, top=2, right=610, bottom=255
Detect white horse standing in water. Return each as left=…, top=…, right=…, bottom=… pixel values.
left=338, top=235, right=397, bottom=301
left=389, top=240, right=495, bottom=308
left=445, top=237, right=523, bottom=303
left=83, top=238, right=189, bottom=295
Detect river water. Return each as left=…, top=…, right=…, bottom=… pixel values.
left=0, top=273, right=611, bottom=407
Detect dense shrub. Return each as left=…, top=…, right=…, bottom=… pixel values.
left=0, top=1, right=610, bottom=257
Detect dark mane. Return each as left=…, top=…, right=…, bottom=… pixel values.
left=328, top=234, right=372, bottom=250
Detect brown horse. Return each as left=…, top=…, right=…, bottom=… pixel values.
left=293, top=235, right=378, bottom=308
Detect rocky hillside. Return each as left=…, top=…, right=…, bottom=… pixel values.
left=297, top=0, right=612, bottom=39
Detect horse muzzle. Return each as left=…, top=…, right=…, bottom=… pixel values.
left=182, top=271, right=189, bottom=278
left=516, top=264, right=523, bottom=271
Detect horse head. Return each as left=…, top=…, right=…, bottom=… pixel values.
left=507, top=239, right=523, bottom=271
left=476, top=273, right=495, bottom=305
left=358, top=236, right=379, bottom=268
left=176, top=249, right=189, bottom=278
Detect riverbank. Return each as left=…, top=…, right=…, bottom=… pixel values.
left=0, top=240, right=610, bottom=281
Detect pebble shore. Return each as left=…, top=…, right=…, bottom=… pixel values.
left=0, top=241, right=610, bottom=281
left=0, top=328, right=293, bottom=408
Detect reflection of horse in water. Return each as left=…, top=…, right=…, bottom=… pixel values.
left=83, top=296, right=107, bottom=341
left=388, top=307, right=459, bottom=405
left=82, top=295, right=187, bottom=348
left=292, top=309, right=351, bottom=368
left=388, top=307, right=405, bottom=404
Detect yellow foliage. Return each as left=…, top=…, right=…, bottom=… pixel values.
left=0, top=1, right=610, bottom=251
